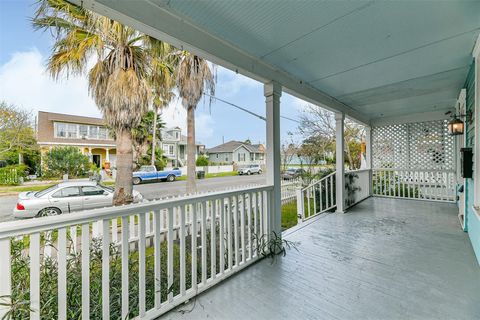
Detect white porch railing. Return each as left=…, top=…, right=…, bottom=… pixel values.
left=296, top=169, right=372, bottom=221
left=372, top=168, right=456, bottom=202
left=281, top=177, right=301, bottom=204
left=296, top=172, right=336, bottom=221
left=0, top=185, right=272, bottom=319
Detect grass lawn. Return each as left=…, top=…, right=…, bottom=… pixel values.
left=281, top=201, right=298, bottom=230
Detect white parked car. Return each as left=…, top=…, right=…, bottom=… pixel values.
left=238, top=164, right=262, bottom=175
left=13, top=181, right=143, bottom=218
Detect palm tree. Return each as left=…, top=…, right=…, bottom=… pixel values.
left=175, top=53, right=215, bottom=193
left=33, top=0, right=150, bottom=204
left=147, top=38, right=177, bottom=166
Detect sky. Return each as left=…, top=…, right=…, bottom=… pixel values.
left=0, top=0, right=308, bottom=148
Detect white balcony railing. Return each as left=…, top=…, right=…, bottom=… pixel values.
left=372, top=168, right=456, bottom=202
left=0, top=185, right=273, bottom=319
left=296, top=172, right=336, bottom=221
left=345, top=169, right=371, bottom=209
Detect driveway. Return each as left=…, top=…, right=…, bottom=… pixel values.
left=0, top=174, right=266, bottom=223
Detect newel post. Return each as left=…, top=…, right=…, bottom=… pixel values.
left=335, top=112, right=345, bottom=213
left=264, top=81, right=282, bottom=237
left=296, top=187, right=304, bottom=224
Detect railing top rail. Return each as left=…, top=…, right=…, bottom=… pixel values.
left=302, top=171, right=336, bottom=191
left=0, top=184, right=273, bottom=239
left=345, top=168, right=371, bottom=174
left=373, top=168, right=455, bottom=173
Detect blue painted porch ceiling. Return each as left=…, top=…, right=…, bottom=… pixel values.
left=153, top=0, right=479, bottom=119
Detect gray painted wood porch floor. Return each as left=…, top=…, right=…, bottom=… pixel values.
left=161, top=197, right=480, bottom=320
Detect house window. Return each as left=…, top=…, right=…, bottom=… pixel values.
left=169, top=145, right=174, bottom=155
left=55, top=123, right=67, bottom=137
left=89, top=126, right=98, bottom=139
left=79, top=125, right=88, bottom=138
left=98, top=127, right=107, bottom=139
left=225, top=155, right=229, bottom=162
left=66, top=124, right=77, bottom=138
left=216, top=154, right=219, bottom=159
left=175, top=132, right=179, bottom=139
left=250, top=154, right=254, bottom=161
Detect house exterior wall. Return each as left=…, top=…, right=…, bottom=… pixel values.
left=209, top=152, right=232, bottom=164
left=233, top=146, right=251, bottom=164
left=464, top=60, right=480, bottom=265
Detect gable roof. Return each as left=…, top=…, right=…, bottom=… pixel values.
left=207, top=140, right=265, bottom=154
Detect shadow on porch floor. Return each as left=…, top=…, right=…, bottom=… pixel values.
left=160, top=197, right=480, bottom=320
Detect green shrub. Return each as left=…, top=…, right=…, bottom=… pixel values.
left=43, top=147, right=90, bottom=179
left=195, top=155, right=209, bottom=167
left=0, top=164, right=28, bottom=185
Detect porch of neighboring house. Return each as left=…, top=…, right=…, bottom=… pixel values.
left=163, top=197, right=480, bottom=320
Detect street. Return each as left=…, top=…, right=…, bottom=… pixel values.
left=0, top=174, right=266, bottom=223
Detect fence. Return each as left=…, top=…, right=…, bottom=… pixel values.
left=280, top=178, right=301, bottom=204
left=372, top=168, right=456, bottom=202
left=0, top=167, right=19, bottom=185
left=296, top=172, right=336, bottom=221
left=0, top=185, right=272, bottom=319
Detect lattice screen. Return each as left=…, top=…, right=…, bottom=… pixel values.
left=372, top=120, right=454, bottom=170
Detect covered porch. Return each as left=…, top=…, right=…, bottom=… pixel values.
left=0, top=1, right=479, bottom=319
left=164, top=197, right=479, bottom=320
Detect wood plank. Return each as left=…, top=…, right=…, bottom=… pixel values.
left=121, top=216, right=129, bottom=319
left=81, top=224, right=90, bottom=320
left=138, top=212, right=146, bottom=316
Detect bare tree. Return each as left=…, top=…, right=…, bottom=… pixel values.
left=298, top=104, right=364, bottom=169
left=281, top=132, right=298, bottom=171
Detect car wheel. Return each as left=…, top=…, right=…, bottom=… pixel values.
left=133, top=177, right=141, bottom=185
left=167, top=174, right=175, bottom=182
left=258, top=170, right=262, bottom=174
left=247, top=171, right=251, bottom=175
left=38, top=207, right=61, bottom=217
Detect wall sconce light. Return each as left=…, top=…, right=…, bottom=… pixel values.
left=445, top=110, right=473, bottom=136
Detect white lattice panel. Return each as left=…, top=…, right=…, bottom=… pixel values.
left=372, top=120, right=454, bottom=170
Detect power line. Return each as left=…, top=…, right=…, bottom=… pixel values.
left=203, top=93, right=300, bottom=124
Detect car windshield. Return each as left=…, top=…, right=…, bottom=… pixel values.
left=139, top=166, right=155, bottom=172
left=35, top=185, right=59, bottom=197
left=287, top=169, right=296, bottom=173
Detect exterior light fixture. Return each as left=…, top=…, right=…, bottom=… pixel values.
left=445, top=110, right=473, bottom=136
left=447, top=116, right=464, bottom=135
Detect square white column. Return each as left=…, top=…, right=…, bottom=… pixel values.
left=365, top=126, right=373, bottom=196
left=335, top=112, right=345, bottom=213
left=264, top=81, right=282, bottom=236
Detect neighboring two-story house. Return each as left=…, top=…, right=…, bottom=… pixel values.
left=37, top=111, right=116, bottom=168
left=207, top=140, right=265, bottom=165
left=160, top=127, right=205, bottom=167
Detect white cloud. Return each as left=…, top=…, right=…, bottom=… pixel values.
left=195, top=112, right=215, bottom=142
left=0, top=48, right=101, bottom=118
left=215, top=66, right=259, bottom=98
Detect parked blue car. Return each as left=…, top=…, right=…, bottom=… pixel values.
left=132, top=165, right=182, bottom=185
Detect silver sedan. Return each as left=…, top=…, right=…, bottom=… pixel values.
left=13, top=181, right=143, bottom=218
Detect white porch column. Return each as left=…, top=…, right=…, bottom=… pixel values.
left=335, top=112, right=345, bottom=213
left=365, top=126, right=373, bottom=196
left=88, top=147, right=93, bottom=162
left=106, top=148, right=110, bottom=162
left=264, top=81, right=282, bottom=236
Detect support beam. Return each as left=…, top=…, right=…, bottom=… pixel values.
left=106, top=148, right=110, bottom=162
left=335, top=112, right=345, bottom=213
left=264, top=81, right=282, bottom=236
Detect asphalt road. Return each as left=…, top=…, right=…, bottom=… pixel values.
left=0, top=174, right=266, bottom=223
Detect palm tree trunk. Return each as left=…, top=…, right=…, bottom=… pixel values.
left=151, top=109, right=158, bottom=166
left=114, top=128, right=134, bottom=205
left=186, top=106, right=197, bottom=193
